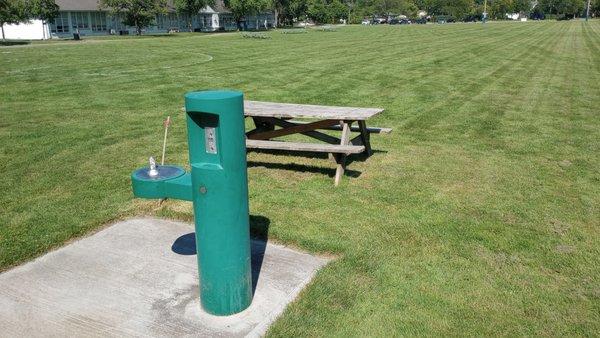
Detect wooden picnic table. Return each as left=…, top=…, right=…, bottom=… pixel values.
left=244, top=101, right=391, bottom=186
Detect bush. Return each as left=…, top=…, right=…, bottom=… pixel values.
left=240, top=32, right=270, bottom=39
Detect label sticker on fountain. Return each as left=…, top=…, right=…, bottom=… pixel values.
left=205, top=127, right=217, bottom=154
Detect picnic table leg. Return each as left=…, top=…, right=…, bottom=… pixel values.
left=334, top=121, right=351, bottom=186
left=246, top=117, right=274, bottom=138
left=358, top=120, right=372, bottom=156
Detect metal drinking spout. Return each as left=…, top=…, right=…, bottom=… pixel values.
left=148, top=157, right=159, bottom=177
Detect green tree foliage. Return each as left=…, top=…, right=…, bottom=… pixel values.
left=174, top=0, right=214, bottom=31
left=413, top=0, right=475, bottom=19
left=1, top=0, right=28, bottom=40
left=30, top=0, right=58, bottom=22
left=306, top=0, right=346, bottom=23
left=592, top=0, right=600, bottom=16
left=249, top=0, right=589, bottom=25
left=489, top=0, right=514, bottom=19
left=225, top=0, right=271, bottom=27
left=284, top=0, right=309, bottom=22
left=99, top=0, right=167, bottom=35
left=512, top=0, right=530, bottom=13
left=373, top=0, right=403, bottom=16
left=538, top=0, right=585, bottom=17
left=1, top=0, right=57, bottom=40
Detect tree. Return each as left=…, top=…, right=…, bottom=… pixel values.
left=225, top=0, right=270, bottom=29
left=592, top=0, right=600, bottom=16
left=100, top=0, right=167, bottom=35
left=269, top=0, right=287, bottom=27
left=286, top=0, right=308, bottom=22
left=30, top=0, right=58, bottom=39
left=174, top=0, right=214, bottom=31
left=538, top=0, right=585, bottom=17
left=306, top=0, right=346, bottom=23
left=512, top=0, right=531, bottom=14
left=0, top=0, right=28, bottom=41
left=440, top=0, right=475, bottom=19
left=489, top=0, right=513, bottom=19
left=372, top=0, right=404, bottom=16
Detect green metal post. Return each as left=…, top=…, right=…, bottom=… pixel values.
left=184, top=90, right=253, bottom=316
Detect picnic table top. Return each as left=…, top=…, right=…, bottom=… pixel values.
left=244, top=101, right=384, bottom=121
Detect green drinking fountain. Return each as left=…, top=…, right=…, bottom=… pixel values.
left=131, top=90, right=252, bottom=316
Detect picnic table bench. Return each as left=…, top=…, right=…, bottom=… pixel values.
left=244, top=101, right=391, bottom=186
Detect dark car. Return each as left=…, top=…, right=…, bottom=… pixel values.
left=414, top=18, right=427, bottom=24
left=389, top=18, right=411, bottom=24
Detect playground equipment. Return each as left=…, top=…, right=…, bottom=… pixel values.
left=131, top=90, right=252, bottom=316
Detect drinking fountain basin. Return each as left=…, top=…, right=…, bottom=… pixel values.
left=131, top=160, right=192, bottom=201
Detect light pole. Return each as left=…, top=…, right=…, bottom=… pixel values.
left=483, top=0, right=488, bottom=24
left=586, top=0, right=591, bottom=21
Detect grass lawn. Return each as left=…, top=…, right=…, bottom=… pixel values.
left=1, top=21, right=599, bottom=336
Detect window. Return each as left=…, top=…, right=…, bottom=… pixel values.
left=71, top=12, right=89, bottom=30
left=157, top=13, right=179, bottom=29
left=51, top=12, right=69, bottom=33
left=202, top=15, right=211, bottom=28
left=91, top=12, right=107, bottom=31
left=221, top=14, right=235, bottom=27
left=167, top=13, right=179, bottom=28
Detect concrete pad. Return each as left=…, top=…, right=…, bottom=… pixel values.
left=0, top=218, right=330, bottom=337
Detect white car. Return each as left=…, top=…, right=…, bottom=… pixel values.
left=361, top=19, right=371, bottom=25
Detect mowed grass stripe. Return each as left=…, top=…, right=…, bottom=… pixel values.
left=1, top=21, right=599, bottom=336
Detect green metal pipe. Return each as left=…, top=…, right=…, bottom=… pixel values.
left=185, top=90, right=253, bottom=315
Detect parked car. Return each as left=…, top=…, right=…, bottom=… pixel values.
left=361, top=19, right=371, bottom=25
left=372, top=17, right=387, bottom=24
left=390, top=18, right=411, bottom=24
left=436, top=15, right=455, bottom=23
left=414, top=18, right=427, bottom=24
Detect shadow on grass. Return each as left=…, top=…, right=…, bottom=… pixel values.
left=170, top=215, right=270, bottom=296
left=248, top=160, right=362, bottom=178
left=0, top=40, right=30, bottom=46
left=247, top=149, right=387, bottom=178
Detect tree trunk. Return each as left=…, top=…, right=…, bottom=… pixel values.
left=274, top=8, right=279, bottom=28
left=1, top=25, right=5, bottom=41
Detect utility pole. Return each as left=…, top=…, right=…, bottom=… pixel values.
left=586, top=0, right=591, bottom=21
left=483, top=0, right=488, bottom=23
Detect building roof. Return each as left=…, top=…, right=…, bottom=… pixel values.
left=55, top=0, right=231, bottom=13
left=55, top=0, right=100, bottom=11
left=212, top=0, right=231, bottom=13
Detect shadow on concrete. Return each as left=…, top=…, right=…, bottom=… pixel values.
left=171, top=233, right=196, bottom=255
left=171, top=215, right=271, bottom=296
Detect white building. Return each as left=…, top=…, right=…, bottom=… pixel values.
left=1, top=19, right=51, bottom=40
left=2, top=0, right=275, bottom=40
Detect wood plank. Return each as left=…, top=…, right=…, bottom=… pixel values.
left=247, top=119, right=339, bottom=141
left=246, top=139, right=365, bottom=154
left=264, top=117, right=341, bottom=144
left=334, top=121, right=352, bottom=186
left=246, top=117, right=275, bottom=138
left=245, top=101, right=384, bottom=120
left=358, top=120, right=372, bottom=156
left=286, top=120, right=392, bottom=134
